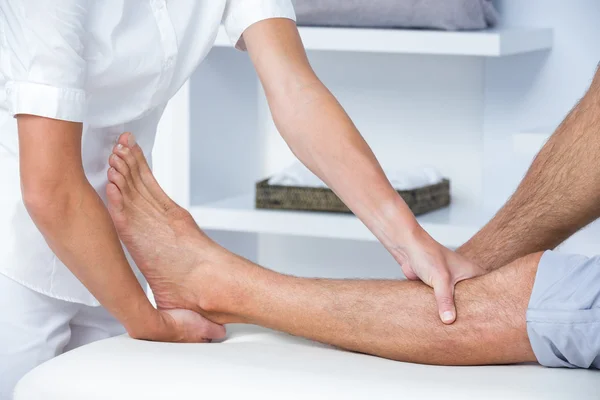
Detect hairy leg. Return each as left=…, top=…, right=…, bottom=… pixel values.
left=107, top=133, right=538, bottom=365
left=198, top=252, right=539, bottom=365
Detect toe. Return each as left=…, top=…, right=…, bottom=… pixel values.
left=107, top=166, right=129, bottom=195
left=115, top=132, right=139, bottom=174
left=106, top=182, right=125, bottom=213
left=116, top=132, right=146, bottom=184
left=130, top=145, right=176, bottom=210
left=114, top=143, right=160, bottom=207
left=114, top=136, right=148, bottom=193
left=130, top=144, right=151, bottom=175
left=117, top=132, right=137, bottom=149
left=114, top=143, right=138, bottom=174
left=118, top=133, right=176, bottom=211
left=115, top=132, right=176, bottom=212
left=109, top=153, right=132, bottom=182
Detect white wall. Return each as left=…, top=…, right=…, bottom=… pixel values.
left=484, top=0, right=600, bottom=255
left=484, top=0, right=600, bottom=210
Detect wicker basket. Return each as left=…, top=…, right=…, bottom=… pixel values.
left=256, top=178, right=450, bottom=215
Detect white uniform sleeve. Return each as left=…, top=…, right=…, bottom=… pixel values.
left=3, top=0, right=90, bottom=122
left=222, top=0, right=296, bottom=51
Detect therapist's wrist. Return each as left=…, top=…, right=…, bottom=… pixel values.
left=368, top=192, right=442, bottom=269
left=372, top=197, right=422, bottom=252
left=126, top=309, right=178, bottom=342
left=126, top=306, right=226, bottom=343
left=386, top=225, right=431, bottom=267
left=120, top=298, right=164, bottom=340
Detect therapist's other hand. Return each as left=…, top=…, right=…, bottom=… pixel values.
left=397, top=229, right=485, bottom=324
left=129, top=308, right=226, bottom=343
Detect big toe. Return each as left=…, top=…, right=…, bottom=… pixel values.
left=117, top=132, right=137, bottom=149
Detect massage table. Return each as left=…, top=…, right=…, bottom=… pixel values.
left=14, top=324, right=600, bottom=399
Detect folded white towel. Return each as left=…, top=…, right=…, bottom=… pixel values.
left=268, top=162, right=444, bottom=190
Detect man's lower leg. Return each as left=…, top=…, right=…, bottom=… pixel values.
left=197, top=252, right=540, bottom=366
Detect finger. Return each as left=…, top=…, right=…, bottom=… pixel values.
left=195, top=317, right=227, bottom=340
left=164, top=309, right=227, bottom=341
left=433, top=277, right=457, bottom=324
left=459, top=259, right=487, bottom=281
left=447, top=252, right=487, bottom=284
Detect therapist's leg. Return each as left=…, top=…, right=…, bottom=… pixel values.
left=63, top=304, right=126, bottom=352
left=106, top=133, right=536, bottom=366
left=0, top=275, right=77, bottom=398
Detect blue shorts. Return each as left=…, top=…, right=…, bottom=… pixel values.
left=527, top=251, right=600, bottom=369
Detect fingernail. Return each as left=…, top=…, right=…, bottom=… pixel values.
left=442, top=311, right=454, bottom=323
left=116, top=144, right=123, bottom=151
left=127, top=133, right=136, bottom=148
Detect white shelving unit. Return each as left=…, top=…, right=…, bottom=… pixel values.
left=214, top=25, right=552, bottom=56
left=189, top=194, right=485, bottom=248
left=154, top=23, right=554, bottom=270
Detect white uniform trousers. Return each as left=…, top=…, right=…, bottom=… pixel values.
left=0, top=274, right=124, bottom=399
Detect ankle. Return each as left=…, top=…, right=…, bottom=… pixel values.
left=195, top=253, right=264, bottom=318
left=188, top=263, right=224, bottom=315
left=189, top=256, right=250, bottom=319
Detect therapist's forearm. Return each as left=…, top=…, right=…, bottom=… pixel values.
left=17, top=115, right=162, bottom=339
left=244, top=22, right=419, bottom=255
left=272, top=82, right=420, bottom=251
left=245, top=19, right=485, bottom=323
left=23, top=181, right=159, bottom=337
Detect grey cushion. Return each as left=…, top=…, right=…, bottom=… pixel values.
left=293, top=0, right=498, bottom=30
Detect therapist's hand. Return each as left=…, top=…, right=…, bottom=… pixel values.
left=129, top=308, right=226, bottom=343
left=395, top=228, right=486, bottom=324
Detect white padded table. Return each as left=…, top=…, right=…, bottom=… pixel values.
left=15, top=324, right=600, bottom=400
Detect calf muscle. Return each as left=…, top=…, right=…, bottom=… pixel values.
left=217, top=253, right=541, bottom=365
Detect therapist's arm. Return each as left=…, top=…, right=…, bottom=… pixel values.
left=242, top=19, right=484, bottom=324
left=17, top=115, right=222, bottom=342
left=458, top=66, right=600, bottom=271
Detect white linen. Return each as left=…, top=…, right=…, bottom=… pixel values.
left=15, top=324, right=600, bottom=400
left=268, top=161, right=444, bottom=190
left=0, top=0, right=296, bottom=306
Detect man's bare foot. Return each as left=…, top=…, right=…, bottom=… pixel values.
left=106, top=132, right=237, bottom=328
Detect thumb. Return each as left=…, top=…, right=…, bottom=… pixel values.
left=433, top=277, right=457, bottom=324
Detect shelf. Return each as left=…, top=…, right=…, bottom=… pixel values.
left=214, top=26, right=553, bottom=57
left=190, top=194, right=488, bottom=248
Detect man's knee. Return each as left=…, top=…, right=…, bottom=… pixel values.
left=441, top=253, right=545, bottom=365
left=455, top=251, right=542, bottom=319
